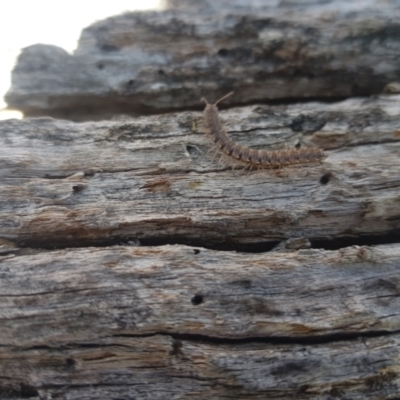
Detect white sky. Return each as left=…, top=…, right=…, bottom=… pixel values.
left=0, top=0, right=163, bottom=119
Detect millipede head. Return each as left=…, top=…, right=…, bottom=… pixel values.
left=200, top=91, right=234, bottom=107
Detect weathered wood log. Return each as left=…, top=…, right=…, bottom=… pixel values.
left=1, top=95, right=400, bottom=249
left=5, top=0, right=400, bottom=119
left=3, top=3, right=400, bottom=395
left=1, top=244, right=400, bottom=399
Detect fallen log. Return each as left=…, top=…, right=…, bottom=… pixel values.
left=5, top=0, right=400, bottom=119
left=1, top=95, right=400, bottom=249
left=2, top=2, right=400, bottom=396
left=1, top=244, right=400, bottom=399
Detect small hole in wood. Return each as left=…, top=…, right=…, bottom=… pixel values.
left=320, top=172, right=332, bottom=185
left=169, top=339, right=183, bottom=356
left=65, top=357, right=76, bottom=367
left=72, top=185, right=84, bottom=193
left=186, top=145, right=198, bottom=155
left=218, top=48, right=229, bottom=57
left=158, top=69, right=165, bottom=75
left=100, top=44, right=119, bottom=52
left=298, top=384, right=310, bottom=394
left=19, top=384, right=39, bottom=397
left=84, top=169, right=96, bottom=177
left=191, top=294, right=203, bottom=305
left=193, top=249, right=200, bottom=255
left=295, top=142, right=301, bottom=149
left=72, top=184, right=85, bottom=193
left=127, top=80, right=135, bottom=86
left=97, top=63, right=105, bottom=70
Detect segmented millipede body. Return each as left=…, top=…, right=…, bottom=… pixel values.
left=201, top=92, right=325, bottom=168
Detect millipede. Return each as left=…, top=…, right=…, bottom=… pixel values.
left=201, top=92, right=326, bottom=169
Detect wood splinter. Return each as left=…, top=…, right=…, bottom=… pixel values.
left=201, top=92, right=326, bottom=168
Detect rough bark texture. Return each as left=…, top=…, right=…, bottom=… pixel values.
left=2, top=1, right=400, bottom=399
left=1, top=95, right=400, bottom=250
left=1, top=93, right=400, bottom=398
left=1, top=244, right=400, bottom=399
left=5, top=0, right=400, bottom=120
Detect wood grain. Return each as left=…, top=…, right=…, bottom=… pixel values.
left=1, top=243, right=400, bottom=398
left=3, top=2, right=400, bottom=398
left=1, top=95, right=400, bottom=249
left=5, top=0, right=400, bottom=119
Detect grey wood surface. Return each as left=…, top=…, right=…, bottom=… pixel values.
left=1, top=95, right=400, bottom=249
left=1, top=94, right=400, bottom=399
left=2, top=1, right=400, bottom=398
left=1, top=244, right=400, bottom=399
left=5, top=0, right=400, bottom=119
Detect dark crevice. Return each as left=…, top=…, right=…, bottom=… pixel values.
left=21, top=95, right=354, bottom=122
left=23, top=342, right=141, bottom=352
left=16, top=328, right=400, bottom=365
left=15, top=236, right=280, bottom=253
left=13, top=229, right=400, bottom=254
left=311, top=230, right=400, bottom=251
left=0, top=384, right=39, bottom=398
left=138, top=230, right=400, bottom=253
left=113, top=327, right=400, bottom=346
left=17, top=328, right=400, bottom=352
left=42, top=173, right=75, bottom=180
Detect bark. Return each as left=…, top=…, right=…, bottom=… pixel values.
left=1, top=244, right=400, bottom=399
left=2, top=1, right=400, bottom=398
left=5, top=0, right=400, bottom=120
left=1, top=95, right=400, bottom=249
left=1, top=94, right=400, bottom=398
